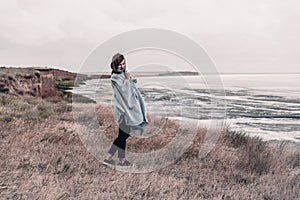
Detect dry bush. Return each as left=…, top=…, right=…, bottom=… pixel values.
left=0, top=93, right=72, bottom=122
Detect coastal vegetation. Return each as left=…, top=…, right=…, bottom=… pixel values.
left=0, top=67, right=299, bottom=199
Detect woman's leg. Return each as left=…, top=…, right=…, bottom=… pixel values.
left=107, top=119, right=131, bottom=159
left=116, top=126, right=131, bottom=159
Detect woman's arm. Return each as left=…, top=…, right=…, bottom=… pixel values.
left=111, top=74, right=137, bottom=109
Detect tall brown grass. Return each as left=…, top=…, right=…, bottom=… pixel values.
left=0, top=93, right=299, bottom=199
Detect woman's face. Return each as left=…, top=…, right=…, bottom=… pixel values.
left=118, top=59, right=126, bottom=70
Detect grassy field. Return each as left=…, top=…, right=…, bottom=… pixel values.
left=0, top=93, right=299, bottom=199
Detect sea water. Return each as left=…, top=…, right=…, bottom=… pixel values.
left=71, top=74, right=300, bottom=142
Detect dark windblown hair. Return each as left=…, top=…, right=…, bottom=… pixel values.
left=110, top=53, right=125, bottom=74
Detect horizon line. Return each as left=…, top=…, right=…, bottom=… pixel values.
left=1, top=65, right=300, bottom=75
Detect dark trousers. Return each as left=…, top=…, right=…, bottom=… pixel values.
left=108, top=119, right=131, bottom=158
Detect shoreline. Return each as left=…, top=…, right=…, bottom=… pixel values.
left=168, top=116, right=300, bottom=143
left=70, top=73, right=300, bottom=144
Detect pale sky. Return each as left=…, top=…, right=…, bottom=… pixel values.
left=0, top=0, right=299, bottom=73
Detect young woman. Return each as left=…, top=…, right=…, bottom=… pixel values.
left=103, top=53, right=148, bottom=167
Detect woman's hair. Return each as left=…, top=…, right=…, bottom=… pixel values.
left=111, top=53, right=125, bottom=74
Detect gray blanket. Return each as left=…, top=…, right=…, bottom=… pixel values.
left=111, top=72, right=148, bottom=135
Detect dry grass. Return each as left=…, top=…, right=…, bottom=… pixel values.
left=0, top=93, right=72, bottom=122
left=0, top=93, right=299, bottom=199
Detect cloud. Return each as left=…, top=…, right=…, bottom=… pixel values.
left=0, top=0, right=299, bottom=72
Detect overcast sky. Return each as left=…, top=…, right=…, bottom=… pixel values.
left=0, top=0, right=299, bottom=73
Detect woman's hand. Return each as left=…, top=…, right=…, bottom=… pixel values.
left=125, top=70, right=131, bottom=79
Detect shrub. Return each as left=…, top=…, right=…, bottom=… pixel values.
left=289, top=152, right=300, bottom=168
left=72, top=93, right=96, bottom=104
left=244, top=140, right=273, bottom=175
left=223, top=126, right=274, bottom=175
left=0, top=115, right=13, bottom=122
left=224, top=129, right=250, bottom=148
left=45, top=97, right=62, bottom=104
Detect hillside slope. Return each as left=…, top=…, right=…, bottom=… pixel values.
left=0, top=93, right=299, bottom=199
